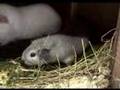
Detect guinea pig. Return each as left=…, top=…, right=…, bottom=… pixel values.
left=21, top=34, right=89, bottom=67
left=0, top=3, right=61, bottom=45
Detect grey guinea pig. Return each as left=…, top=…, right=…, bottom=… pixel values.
left=22, top=34, right=89, bottom=67
left=0, top=3, right=61, bottom=45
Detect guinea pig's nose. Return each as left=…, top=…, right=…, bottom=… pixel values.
left=38, top=48, right=50, bottom=60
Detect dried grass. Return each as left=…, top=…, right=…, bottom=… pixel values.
left=0, top=36, right=114, bottom=88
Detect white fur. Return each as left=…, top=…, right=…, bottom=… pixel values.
left=0, top=4, right=61, bottom=45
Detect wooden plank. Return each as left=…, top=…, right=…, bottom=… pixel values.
left=111, top=5, right=120, bottom=88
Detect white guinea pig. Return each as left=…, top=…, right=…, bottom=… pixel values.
left=0, top=4, right=61, bottom=45
left=21, top=34, right=89, bottom=67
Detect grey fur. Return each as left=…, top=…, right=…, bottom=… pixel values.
left=22, top=34, right=89, bottom=66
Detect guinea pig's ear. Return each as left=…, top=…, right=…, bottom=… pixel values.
left=38, top=48, right=50, bottom=60
left=0, top=15, right=8, bottom=23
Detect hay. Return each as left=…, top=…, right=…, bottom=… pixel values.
left=0, top=38, right=114, bottom=88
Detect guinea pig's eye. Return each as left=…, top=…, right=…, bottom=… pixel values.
left=30, top=52, right=36, bottom=57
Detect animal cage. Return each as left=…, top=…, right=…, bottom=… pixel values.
left=0, top=1, right=119, bottom=88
